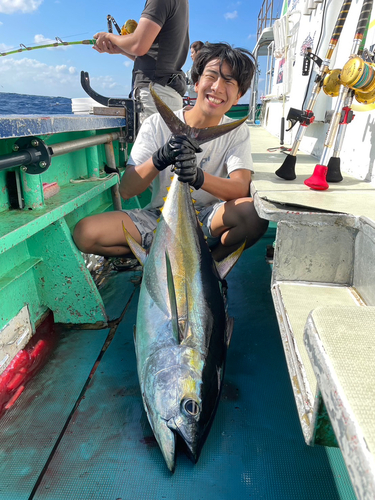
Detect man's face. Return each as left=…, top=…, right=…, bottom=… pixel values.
left=194, top=59, right=241, bottom=119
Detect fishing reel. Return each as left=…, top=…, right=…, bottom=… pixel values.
left=322, top=47, right=375, bottom=104
left=107, top=15, right=138, bottom=35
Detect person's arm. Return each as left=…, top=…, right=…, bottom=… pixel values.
left=119, top=159, right=159, bottom=200
left=196, top=169, right=251, bottom=201
left=93, top=17, right=161, bottom=57
left=120, top=135, right=192, bottom=199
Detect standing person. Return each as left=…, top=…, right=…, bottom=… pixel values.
left=186, top=41, right=204, bottom=100
left=73, top=42, right=269, bottom=263
left=93, top=0, right=189, bottom=123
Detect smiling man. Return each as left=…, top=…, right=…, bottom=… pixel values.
left=73, top=42, right=269, bottom=262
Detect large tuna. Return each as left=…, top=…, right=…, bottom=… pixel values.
left=124, top=87, right=247, bottom=471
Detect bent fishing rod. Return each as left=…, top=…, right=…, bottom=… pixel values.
left=275, top=0, right=352, bottom=180
left=304, top=0, right=374, bottom=190
left=0, top=38, right=96, bottom=57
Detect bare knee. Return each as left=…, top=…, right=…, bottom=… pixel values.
left=220, top=198, right=268, bottom=248
left=247, top=202, right=269, bottom=243
left=73, top=217, right=97, bottom=253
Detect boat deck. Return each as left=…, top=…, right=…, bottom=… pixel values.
left=0, top=228, right=356, bottom=499
left=248, top=125, right=375, bottom=221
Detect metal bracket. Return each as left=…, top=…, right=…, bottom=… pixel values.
left=0, top=136, right=52, bottom=175
left=286, top=107, right=315, bottom=130
left=305, top=51, right=323, bottom=69
left=302, top=48, right=312, bottom=76
left=80, top=71, right=141, bottom=142
left=324, top=108, right=355, bottom=124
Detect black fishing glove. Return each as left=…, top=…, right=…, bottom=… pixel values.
left=174, top=153, right=204, bottom=190
left=152, top=134, right=193, bottom=171
left=172, top=136, right=204, bottom=190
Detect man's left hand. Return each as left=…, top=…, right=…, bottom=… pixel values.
left=174, top=152, right=204, bottom=190
left=172, top=136, right=204, bottom=190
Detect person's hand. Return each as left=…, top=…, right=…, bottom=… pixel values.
left=174, top=151, right=204, bottom=189
left=93, top=32, right=123, bottom=54
left=152, top=135, right=199, bottom=171
left=172, top=137, right=204, bottom=190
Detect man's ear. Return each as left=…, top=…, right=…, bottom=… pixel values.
left=233, top=93, right=241, bottom=106
left=194, top=80, right=199, bottom=93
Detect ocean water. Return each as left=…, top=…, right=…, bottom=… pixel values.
left=0, top=92, right=72, bottom=115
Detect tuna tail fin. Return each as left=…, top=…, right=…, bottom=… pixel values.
left=214, top=240, right=246, bottom=280
left=150, top=85, right=248, bottom=145
left=122, top=223, right=147, bottom=266
left=165, top=250, right=180, bottom=344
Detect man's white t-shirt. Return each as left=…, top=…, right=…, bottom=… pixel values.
left=127, top=109, right=253, bottom=211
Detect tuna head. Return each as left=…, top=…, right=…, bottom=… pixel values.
left=141, top=344, right=223, bottom=472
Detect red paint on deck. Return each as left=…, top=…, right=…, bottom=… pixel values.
left=0, top=312, right=59, bottom=417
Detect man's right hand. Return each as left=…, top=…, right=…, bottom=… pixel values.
left=152, top=135, right=200, bottom=171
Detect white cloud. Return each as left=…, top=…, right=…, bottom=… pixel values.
left=224, top=10, right=238, bottom=20
left=124, top=61, right=132, bottom=67
left=0, top=56, right=130, bottom=97
left=0, top=57, right=81, bottom=96
left=34, top=34, right=71, bottom=51
left=0, top=42, right=13, bottom=53
left=247, top=33, right=257, bottom=39
left=0, top=21, right=3, bottom=25
left=90, top=74, right=119, bottom=90
left=0, top=0, right=43, bottom=14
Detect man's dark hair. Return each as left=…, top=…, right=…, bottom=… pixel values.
left=190, top=40, right=204, bottom=52
left=191, top=42, right=256, bottom=97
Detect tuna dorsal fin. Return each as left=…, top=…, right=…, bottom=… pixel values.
left=122, top=223, right=147, bottom=266
left=214, top=240, right=246, bottom=280
left=150, top=85, right=248, bottom=145
left=165, top=250, right=180, bottom=343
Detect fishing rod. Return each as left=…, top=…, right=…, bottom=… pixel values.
left=324, top=28, right=374, bottom=183
left=0, top=15, right=138, bottom=59
left=275, top=0, right=352, bottom=180
left=304, top=0, right=374, bottom=190
left=0, top=38, right=96, bottom=58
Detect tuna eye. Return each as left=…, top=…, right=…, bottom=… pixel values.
left=183, top=399, right=200, bottom=416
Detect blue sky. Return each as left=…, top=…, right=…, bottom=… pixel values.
left=0, top=0, right=281, bottom=102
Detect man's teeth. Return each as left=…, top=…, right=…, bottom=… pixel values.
left=207, top=96, right=222, bottom=104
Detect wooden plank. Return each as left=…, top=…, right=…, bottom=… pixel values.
left=93, top=107, right=126, bottom=117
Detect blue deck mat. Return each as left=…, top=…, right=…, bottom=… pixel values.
left=0, top=328, right=108, bottom=500
left=32, top=228, right=356, bottom=500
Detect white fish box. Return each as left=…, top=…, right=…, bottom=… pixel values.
left=71, top=97, right=105, bottom=115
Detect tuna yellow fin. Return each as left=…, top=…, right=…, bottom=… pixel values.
left=165, top=250, right=180, bottom=344
left=122, top=223, right=147, bottom=266
left=214, top=240, right=246, bottom=280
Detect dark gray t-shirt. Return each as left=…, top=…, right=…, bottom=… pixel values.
left=133, top=0, right=189, bottom=96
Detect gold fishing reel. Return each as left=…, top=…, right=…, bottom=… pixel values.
left=322, top=57, right=375, bottom=104
left=121, top=19, right=138, bottom=35
left=341, top=56, right=375, bottom=103
left=323, top=68, right=342, bottom=97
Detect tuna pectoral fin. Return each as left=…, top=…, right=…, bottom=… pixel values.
left=214, top=240, right=246, bottom=280
left=165, top=250, right=180, bottom=343
left=150, top=84, right=248, bottom=145
left=122, top=223, right=147, bottom=266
